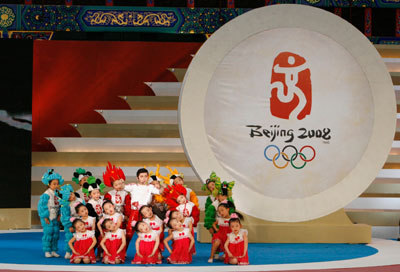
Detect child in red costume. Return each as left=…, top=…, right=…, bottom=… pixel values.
left=164, top=218, right=194, bottom=264
left=75, top=203, right=96, bottom=231
left=169, top=210, right=195, bottom=255
left=100, top=219, right=126, bottom=264
left=163, top=184, right=200, bottom=227
left=161, top=166, right=199, bottom=208
left=103, top=163, right=131, bottom=237
left=224, top=213, right=249, bottom=265
left=140, top=205, right=164, bottom=252
left=208, top=201, right=241, bottom=263
left=68, top=218, right=96, bottom=264
left=132, top=221, right=162, bottom=264
left=97, top=200, right=123, bottom=256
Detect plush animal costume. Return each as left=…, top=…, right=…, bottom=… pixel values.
left=204, top=180, right=235, bottom=231
left=38, top=169, right=64, bottom=256
left=72, top=168, right=92, bottom=203
left=59, top=184, right=75, bottom=258
left=202, top=171, right=220, bottom=211
left=161, top=166, right=199, bottom=208
left=83, top=176, right=105, bottom=218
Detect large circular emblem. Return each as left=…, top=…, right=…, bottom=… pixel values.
left=179, top=5, right=396, bottom=222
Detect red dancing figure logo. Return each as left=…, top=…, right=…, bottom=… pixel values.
left=95, top=204, right=102, bottom=215
left=267, top=52, right=312, bottom=120
left=183, top=208, right=190, bottom=217
left=54, top=195, right=59, bottom=206
left=115, top=193, right=122, bottom=204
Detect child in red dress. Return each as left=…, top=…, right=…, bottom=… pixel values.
left=97, top=200, right=123, bottom=237
left=68, top=218, right=97, bottom=264
left=132, top=221, right=162, bottom=264
left=224, top=213, right=249, bottom=265
left=140, top=205, right=164, bottom=252
left=169, top=210, right=195, bottom=255
left=75, top=203, right=96, bottom=231
left=100, top=219, right=126, bottom=264
left=97, top=200, right=123, bottom=259
left=208, top=201, right=238, bottom=263
left=170, top=210, right=193, bottom=232
left=164, top=218, right=194, bottom=264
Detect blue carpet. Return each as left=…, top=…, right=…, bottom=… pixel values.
left=0, top=232, right=378, bottom=266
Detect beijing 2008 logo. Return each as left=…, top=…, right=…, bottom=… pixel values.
left=267, top=52, right=311, bottom=120
left=266, top=52, right=315, bottom=169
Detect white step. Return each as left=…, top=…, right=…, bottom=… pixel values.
left=44, top=136, right=400, bottom=155
left=384, top=58, right=400, bottom=72
left=145, top=83, right=399, bottom=98
left=374, top=169, right=400, bottom=184
left=395, top=86, right=400, bottom=99
left=345, top=197, right=400, bottom=211
left=47, top=138, right=183, bottom=153
left=145, top=82, right=181, bottom=96
left=31, top=166, right=199, bottom=182
left=397, top=114, right=400, bottom=129
left=376, top=169, right=400, bottom=179
left=95, top=110, right=178, bottom=124
left=391, top=141, right=400, bottom=155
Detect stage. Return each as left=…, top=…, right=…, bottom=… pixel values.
left=1, top=230, right=400, bottom=272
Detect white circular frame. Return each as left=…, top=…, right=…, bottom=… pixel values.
left=178, top=4, right=396, bottom=222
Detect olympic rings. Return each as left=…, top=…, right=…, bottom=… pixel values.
left=264, top=145, right=316, bottom=169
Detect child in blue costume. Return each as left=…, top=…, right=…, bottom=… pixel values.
left=38, top=169, right=64, bottom=258
left=59, top=184, right=76, bottom=259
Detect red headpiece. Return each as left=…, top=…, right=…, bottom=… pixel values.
left=162, top=184, right=187, bottom=210
left=103, top=162, right=126, bottom=187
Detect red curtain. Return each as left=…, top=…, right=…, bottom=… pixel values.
left=32, top=41, right=202, bottom=151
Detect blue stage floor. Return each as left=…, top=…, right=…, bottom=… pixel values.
left=0, top=231, right=378, bottom=266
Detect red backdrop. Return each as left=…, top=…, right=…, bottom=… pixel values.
left=32, top=41, right=202, bottom=151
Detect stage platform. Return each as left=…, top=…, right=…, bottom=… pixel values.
left=1, top=230, right=400, bottom=272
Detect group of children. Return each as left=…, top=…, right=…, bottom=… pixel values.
left=38, top=164, right=249, bottom=265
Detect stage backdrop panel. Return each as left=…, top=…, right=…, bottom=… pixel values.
left=179, top=4, right=396, bottom=222
left=32, top=41, right=201, bottom=151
